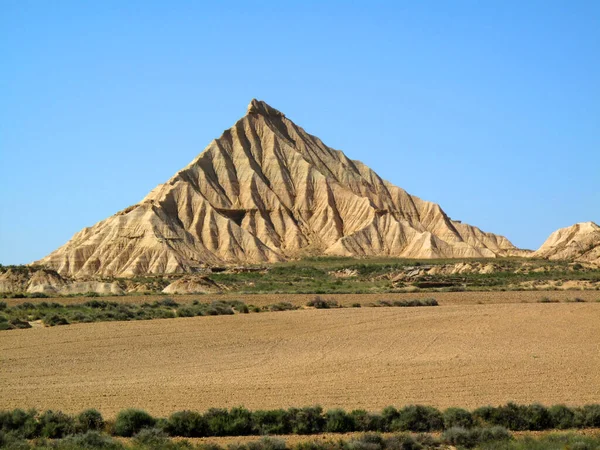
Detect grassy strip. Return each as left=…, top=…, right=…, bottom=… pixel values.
left=2, top=404, right=600, bottom=441
left=3, top=429, right=600, bottom=450
left=0, top=297, right=438, bottom=331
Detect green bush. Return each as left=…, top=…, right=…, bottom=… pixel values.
left=324, top=409, right=354, bottom=433
left=579, top=404, right=600, bottom=428
left=548, top=404, right=575, bottom=429
left=391, top=405, right=443, bottom=432
left=38, top=410, right=75, bottom=438
left=114, top=409, right=156, bottom=437
left=442, top=426, right=510, bottom=448
left=443, top=407, right=474, bottom=429
left=0, top=409, right=39, bottom=438
left=76, top=409, right=105, bottom=433
left=349, top=410, right=385, bottom=432
left=165, top=410, right=207, bottom=437
left=306, top=297, right=339, bottom=309
left=252, top=409, right=291, bottom=435
left=247, top=436, right=287, bottom=450
left=43, top=314, right=70, bottom=326
left=58, top=430, right=125, bottom=449
left=132, top=427, right=170, bottom=447
left=289, top=406, right=325, bottom=434
left=204, top=408, right=253, bottom=436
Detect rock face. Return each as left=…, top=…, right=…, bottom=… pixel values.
left=37, top=99, right=524, bottom=278
left=533, top=222, right=600, bottom=266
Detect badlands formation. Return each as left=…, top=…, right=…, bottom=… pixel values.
left=36, top=100, right=527, bottom=278
left=533, top=221, right=600, bottom=266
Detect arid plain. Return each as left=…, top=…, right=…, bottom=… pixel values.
left=2, top=301, right=599, bottom=417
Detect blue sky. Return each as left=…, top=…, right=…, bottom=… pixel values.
left=1, top=1, right=598, bottom=264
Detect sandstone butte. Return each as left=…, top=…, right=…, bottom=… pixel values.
left=533, top=221, right=600, bottom=266
left=35, top=100, right=593, bottom=278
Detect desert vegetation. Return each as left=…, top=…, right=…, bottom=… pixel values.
left=2, top=404, right=600, bottom=437
left=2, top=257, right=600, bottom=299
left=0, top=296, right=439, bottom=331
left=2, top=405, right=600, bottom=449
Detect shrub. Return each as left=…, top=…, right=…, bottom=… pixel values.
left=247, top=436, right=286, bottom=450
left=76, top=409, right=105, bottom=432
left=38, top=410, right=75, bottom=438
left=442, top=426, right=510, bottom=448
left=443, top=407, right=474, bottom=429
left=59, top=430, right=125, bottom=449
left=265, top=302, right=297, bottom=312
left=165, top=410, right=207, bottom=437
left=203, top=408, right=253, bottom=436
left=176, top=307, right=196, bottom=318
left=350, top=411, right=385, bottom=432
left=525, top=403, right=553, bottom=430
left=382, top=434, right=423, bottom=450
left=306, top=297, right=338, bottom=309
left=9, top=318, right=32, bottom=329
left=548, top=404, right=575, bottom=429
left=288, top=406, right=325, bottom=434
left=43, top=314, right=70, bottom=326
left=391, top=405, right=443, bottom=432
left=226, top=407, right=253, bottom=436
left=324, top=409, right=355, bottom=433
left=252, top=409, right=291, bottom=435
left=348, top=433, right=384, bottom=450
left=351, top=303, right=361, bottom=308
left=133, top=427, right=170, bottom=447
left=204, top=408, right=230, bottom=436
left=114, top=409, right=156, bottom=437
left=0, top=301, right=7, bottom=310
left=0, top=409, right=39, bottom=438
left=473, top=403, right=529, bottom=430
left=381, top=406, right=399, bottom=430
left=580, top=404, right=600, bottom=428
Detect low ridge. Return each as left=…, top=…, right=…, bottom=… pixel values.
left=37, top=99, right=527, bottom=277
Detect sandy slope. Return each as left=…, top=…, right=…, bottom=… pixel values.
left=1, top=303, right=598, bottom=417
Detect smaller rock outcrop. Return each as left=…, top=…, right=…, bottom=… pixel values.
left=533, top=222, right=600, bottom=266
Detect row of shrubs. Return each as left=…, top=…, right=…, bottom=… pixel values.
left=0, top=296, right=440, bottom=331
left=305, top=297, right=438, bottom=309
left=6, top=427, right=600, bottom=450
left=0, top=299, right=304, bottom=330
left=2, top=403, right=600, bottom=440
left=0, top=427, right=510, bottom=450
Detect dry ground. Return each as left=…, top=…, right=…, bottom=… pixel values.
left=1, top=303, right=599, bottom=417
left=4, top=289, right=600, bottom=307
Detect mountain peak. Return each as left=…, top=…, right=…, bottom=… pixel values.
left=246, top=99, right=285, bottom=118
left=37, top=99, right=523, bottom=277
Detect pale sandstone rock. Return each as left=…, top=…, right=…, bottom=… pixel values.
left=37, top=99, right=525, bottom=277
left=533, top=222, right=600, bottom=266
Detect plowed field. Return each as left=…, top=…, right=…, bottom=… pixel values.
left=1, top=303, right=599, bottom=417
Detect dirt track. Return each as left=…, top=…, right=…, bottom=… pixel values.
left=1, top=303, right=599, bottom=417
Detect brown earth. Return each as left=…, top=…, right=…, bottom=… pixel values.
left=1, top=303, right=599, bottom=417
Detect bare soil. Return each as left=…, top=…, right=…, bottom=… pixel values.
left=1, top=303, right=599, bottom=417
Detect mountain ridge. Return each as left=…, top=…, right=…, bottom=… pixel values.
left=37, top=99, right=529, bottom=277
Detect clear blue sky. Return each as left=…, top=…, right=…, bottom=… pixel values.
left=1, top=1, right=598, bottom=264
